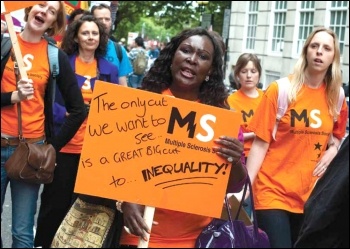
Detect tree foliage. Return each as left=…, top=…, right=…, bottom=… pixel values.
left=113, top=1, right=231, bottom=43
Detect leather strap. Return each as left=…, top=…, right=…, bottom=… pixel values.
left=13, top=55, right=23, bottom=141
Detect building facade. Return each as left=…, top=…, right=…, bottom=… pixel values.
left=225, top=1, right=349, bottom=89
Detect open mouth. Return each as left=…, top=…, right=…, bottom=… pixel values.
left=181, top=67, right=195, bottom=78
left=35, top=15, right=45, bottom=24
left=182, top=69, right=194, bottom=77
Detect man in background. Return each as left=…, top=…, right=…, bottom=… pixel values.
left=128, top=36, right=149, bottom=88
left=91, top=3, right=132, bottom=86
left=1, top=20, right=9, bottom=40
left=148, top=41, right=160, bottom=59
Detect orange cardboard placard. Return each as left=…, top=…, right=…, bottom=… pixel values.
left=1, top=1, right=44, bottom=14
left=74, top=81, right=241, bottom=218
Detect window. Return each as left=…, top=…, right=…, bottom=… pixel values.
left=271, top=1, right=287, bottom=52
left=246, top=1, right=259, bottom=50
left=329, top=1, right=348, bottom=55
left=297, top=1, right=314, bottom=55
left=265, top=71, right=281, bottom=88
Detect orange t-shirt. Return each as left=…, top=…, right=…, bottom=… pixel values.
left=119, top=88, right=212, bottom=248
left=247, top=80, right=348, bottom=213
left=1, top=35, right=49, bottom=138
left=59, top=57, right=97, bottom=154
left=227, top=88, right=264, bottom=157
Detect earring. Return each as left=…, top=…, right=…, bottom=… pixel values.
left=205, top=76, right=209, bottom=82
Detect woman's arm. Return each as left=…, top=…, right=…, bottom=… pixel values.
left=50, top=50, right=86, bottom=151
left=243, top=132, right=255, bottom=141
left=245, top=136, right=269, bottom=184
left=1, top=71, right=34, bottom=107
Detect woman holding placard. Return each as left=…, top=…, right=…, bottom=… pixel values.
left=117, top=27, right=247, bottom=248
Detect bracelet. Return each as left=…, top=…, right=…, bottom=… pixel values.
left=233, top=157, right=241, bottom=165
left=116, top=200, right=124, bottom=213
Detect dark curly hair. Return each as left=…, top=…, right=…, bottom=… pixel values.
left=60, top=15, right=109, bottom=57
left=141, top=27, right=229, bottom=109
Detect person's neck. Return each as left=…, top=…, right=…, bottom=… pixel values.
left=241, top=87, right=259, bottom=98
left=78, top=50, right=95, bottom=63
left=169, top=86, right=199, bottom=101
left=20, top=29, right=42, bottom=43
left=304, top=71, right=325, bottom=89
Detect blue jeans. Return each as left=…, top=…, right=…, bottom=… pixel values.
left=128, top=74, right=144, bottom=89
left=256, top=209, right=303, bottom=248
left=1, top=142, right=43, bottom=248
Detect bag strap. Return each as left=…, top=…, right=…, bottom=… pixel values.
left=47, top=42, right=58, bottom=106
left=272, top=77, right=290, bottom=140
left=335, top=86, right=345, bottom=121
left=114, top=41, right=123, bottom=62
left=224, top=177, right=260, bottom=242
left=13, top=55, right=23, bottom=140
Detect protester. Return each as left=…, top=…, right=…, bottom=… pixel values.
left=227, top=54, right=263, bottom=158
left=1, top=2, right=86, bottom=248
left=148, top=40, right=160, bottom=59
left=91, top=3, right=132, bottom=86
left=227, top=53, right=264, bottom=217
left=229, top=65, right=239, bottom=91
left=34, top=15, right=119, bottom=248
left=117, top=27, right=247, bottom=248
left=245, top=27, right=348, bottom=247
left=294, top=135, right=349, bottom=248
left=1, top=20, right=8, bottom=40
left=68, top=8, right=90, bottom=24
left=1, top=20, right=7, bottom=34
left=128, top=36, right=149, bottom=88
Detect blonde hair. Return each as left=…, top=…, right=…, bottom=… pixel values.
left=291, top=27, right=342, bottom=117
left=24, top=1, right=67, bottom=37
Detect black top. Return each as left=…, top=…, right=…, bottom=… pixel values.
left=294, top=136, right=349, bottom=248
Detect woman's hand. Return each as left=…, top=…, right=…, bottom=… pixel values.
left=213, top=136, right=246, bottom=193
left=313, top=145, right=338, bottom=177
left=313, top=136, right=340, bottom=177
left=122, top=202, right=158, bottom=241
left=213, top=135, right=243, bottom=164
left=17, top=78, right=34, bottom=100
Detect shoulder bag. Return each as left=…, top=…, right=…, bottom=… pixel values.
left=195, top=178, right=270, bottom=248
left=51, top=195, right=119, bottom=248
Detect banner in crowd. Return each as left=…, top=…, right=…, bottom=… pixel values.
left=0, top=1, right=43, bottom=13
left=64, top=1, right=89, bottom=18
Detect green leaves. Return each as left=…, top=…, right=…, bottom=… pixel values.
left=113, top=1, right=231, bottom=43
